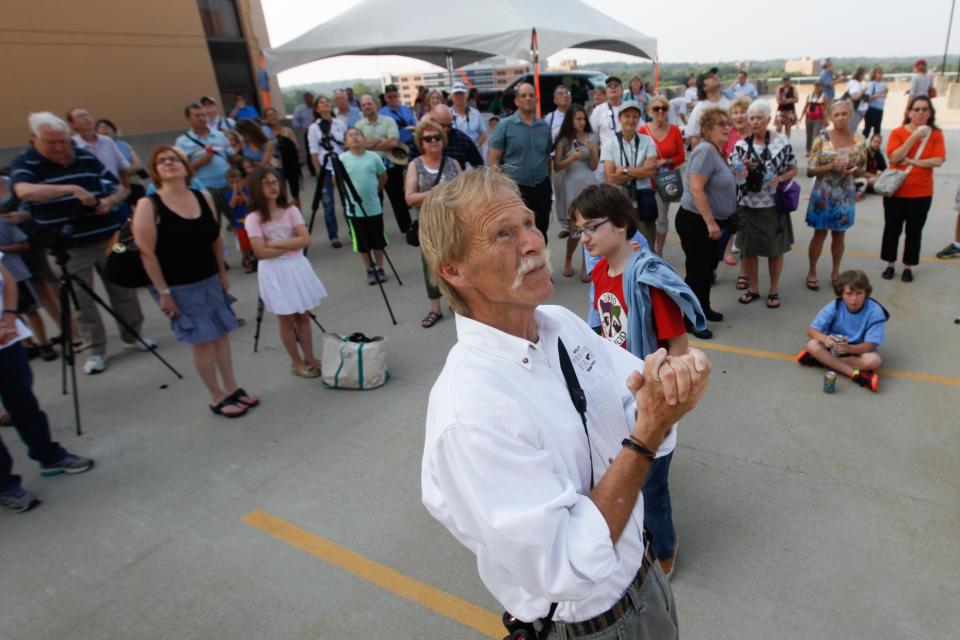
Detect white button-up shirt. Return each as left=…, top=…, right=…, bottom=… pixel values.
left=545, top=109, right=566, bottom=144
left=422, top=306, right=676, bottom=624
left=453, top=105, right=488, bottom=144
left=588, top=102, right=622, bottom=147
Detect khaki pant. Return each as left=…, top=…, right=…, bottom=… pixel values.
left=64, top=238, right=144, bottom=356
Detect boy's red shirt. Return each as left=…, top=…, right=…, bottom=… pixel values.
left=591, top=257, right=686, bottom=351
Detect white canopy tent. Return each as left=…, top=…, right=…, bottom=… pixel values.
left=265, top=0, right=657, bottom=77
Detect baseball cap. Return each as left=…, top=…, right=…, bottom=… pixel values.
left=605, top=76, right=622, bottom=87
left=618, top=100, right=642, bottom=116
left=451, top=82, right=469, bottom=94
left=915, top=59, right=928, bottom=68
left=696, top=67, right=719, bottom=89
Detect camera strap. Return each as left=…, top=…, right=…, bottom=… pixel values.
left=745, top=130, right=771, bottom=167
left=557, top=337, right=594, bottom=491
left=184, top=132, right=226, bottom=159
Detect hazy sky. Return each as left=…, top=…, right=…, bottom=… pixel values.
left=261, top=0, right=958, bottom=86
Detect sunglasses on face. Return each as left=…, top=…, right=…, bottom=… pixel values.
left=421, top=135, right=443, bottom=143
left=911, top=107, right=930, bottom=112
left=651, top=106, right=668, bottom=113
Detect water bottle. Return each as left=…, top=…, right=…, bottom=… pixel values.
left=764, top=164, right=774, bottom=185
left=732, top=154, right=745, bottom=184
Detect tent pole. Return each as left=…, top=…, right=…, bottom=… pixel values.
left=531, top=29, right=542, bottom=118
left=654, top=49, right=660, bottom=92
left=446, top=50, right=454, bottom=92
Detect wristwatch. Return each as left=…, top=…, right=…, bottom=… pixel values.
left=622, top=166, right=629, bottom=175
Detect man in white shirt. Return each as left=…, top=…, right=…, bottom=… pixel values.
left=200, top=96, right=235, bottom=133
left=66, top=107, right=130, bottom=184
left=686, top=68, right=732, bottom=147
left=590, top=76, right=624, bottom=148
left=729, top=71, right=758, bottom=99
left=450, top=82, right=488, bottom=148
left=545, top=84, right=572, bottom=144
left=419, top=167, right=710, bottom=637
left=292, top=92, right=316, bottom=176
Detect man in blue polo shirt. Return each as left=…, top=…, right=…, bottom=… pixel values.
left=11, top=112, right=147, bottom=375
left=379, top=84, right=417, bottom=147
left=488, top=83, right=554, bottom=242
left=175, top=102, right=234, bottom=223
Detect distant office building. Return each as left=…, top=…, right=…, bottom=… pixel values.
left=384, top=57, right=529, bottom=105
left=548, top=59, right=579, bottom=72
left=785, top=57, right=821, bottom=75
left=1, top=0, right=281, bottom=149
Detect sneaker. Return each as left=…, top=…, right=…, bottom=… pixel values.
left=83, top=355, right=108, bottom=375
left=375, top=266, right=388, bottom=283
left=39, top=344, right=59, bottom=362
left=122, top=337, right=157, bottom=352
left=41, top=453, right=95, bottom=477
left=366, top=268, right=377, bottom=285
left=936, top=243, right=960, bottom=259
left=0, top=486, right=41, bottom=513
left=796, top=350, right=820, bottom=367
left=851, top=369, right=879, bottom=393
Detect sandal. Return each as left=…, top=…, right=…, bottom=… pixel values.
left=735, top=276, right=750, bottom=290
left=228, top=387, right=259, bottom=408
left=738, top=291, right=760, bottom=304
left=766, top=293, right=781, bottom=309
left=291, top=365, right=320, bottom=379
left=421, top=311, right=444, bottom=328
left=209, top=396, right=247, bottom=418
left=805, top=278, right=819, bottom=291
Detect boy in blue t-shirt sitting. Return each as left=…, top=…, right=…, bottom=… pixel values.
left=797, top=269, right=888, bottom=392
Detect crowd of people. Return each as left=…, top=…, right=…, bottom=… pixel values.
left=1, top=60, right=956, bottom=558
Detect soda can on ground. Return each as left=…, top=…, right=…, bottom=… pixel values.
left=823, top=371, right=837, bottom=394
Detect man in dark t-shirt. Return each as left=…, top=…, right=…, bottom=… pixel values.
left=12, top=112, right=147, bottom=375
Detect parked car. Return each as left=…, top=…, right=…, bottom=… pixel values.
left=476, top=70, right=608, bottom=114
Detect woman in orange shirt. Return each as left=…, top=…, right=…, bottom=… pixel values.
left=881, top=96, right=946, bottom=282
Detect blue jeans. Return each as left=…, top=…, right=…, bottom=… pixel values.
left=642, top=451, right=676, bottom=560
left=0, top=343, right=66, bottom=491
left=320, top=178, right=339, bottom=240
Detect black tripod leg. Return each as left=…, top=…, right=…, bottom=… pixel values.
left=253, top=298, right=265, bottom=352
left=68, top=276, right=183, bottom=379
left=379, top=248, right=403, bottom=285
left=58, top=277, right=83, bottom=435
left=367, top=250, right=398, bottom=325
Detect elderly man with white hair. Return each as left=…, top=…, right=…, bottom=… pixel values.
left=728, top=99, right=798, bottom=310
left=419, top=167, right=711, bottom=639
left=11, top=112, right=148, bottom=375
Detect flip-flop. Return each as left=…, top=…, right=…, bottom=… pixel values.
left=766, top=293, right=781, bottom=309
left=209, top=396, right=247, bottom=418
left=738, top=291, right=760, bottom=304
left=421, top=311, right=444, bottom=328
left=805, top=278, right=820, bottom=291
left=229, top=387, right=259, bottom=408
left=736, top=276, right=750, bottom=290
left=723, top=255, right=737, bottom=266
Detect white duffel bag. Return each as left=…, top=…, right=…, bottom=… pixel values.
left=321, top=332, right=389, bottom=389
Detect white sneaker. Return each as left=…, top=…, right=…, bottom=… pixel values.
left=122, top=337, right=157, bottom=352
left=83, top=355, right=108, bottom=375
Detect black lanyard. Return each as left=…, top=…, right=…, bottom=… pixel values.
left=617, top=132, right=640, bottom=168
left=557, top=338, right=594, bottom=491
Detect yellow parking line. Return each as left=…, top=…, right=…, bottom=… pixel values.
left=243, top=509, right=503, bottom=638
left=844, top=251, right=955, bottom=264
left=688, top=340, right=960, bottom=387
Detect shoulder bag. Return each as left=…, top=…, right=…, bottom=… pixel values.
left=406, top=157, right=446, bottom=247
left=643, top=125, right=684, bottom=203
left=104, top=195, right=161, bottom=288
left=873, top=131, right=930, bottom=197
left=321, top=332, right=388, bottom=389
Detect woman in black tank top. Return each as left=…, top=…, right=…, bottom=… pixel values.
left=133, top=146, right=258, bottom=418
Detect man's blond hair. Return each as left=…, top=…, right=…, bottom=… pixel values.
left=419, top=167, right=520, bottom=315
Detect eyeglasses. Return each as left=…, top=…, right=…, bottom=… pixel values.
left=651, top=106, right=668, bottom=113
left=261, top=178, right=281, bottom=187
left=570, top=219, right=610, bottom=239
left=421, top=135, right=443, bottom=143
left=155, top=156, right=182, bottom=165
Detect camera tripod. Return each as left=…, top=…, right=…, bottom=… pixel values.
left=51, top=242, right=183, bottom=436
left=307, top=137, right=401, bottom=324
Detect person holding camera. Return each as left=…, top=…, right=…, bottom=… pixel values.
left=675, top=107, right=738, bottom=339
left=419, top=167, right=711, bottom=639
left=600, top=100, right=662, bottom=250
left=11, top=112, right=146, bottom=375
left=308, top=95, right=346, bottom=248
left=729, top=100, right=797, bottom=309
left=804, top=100, right=866, bottom=292
left=404, top=120, right=461, bottom=329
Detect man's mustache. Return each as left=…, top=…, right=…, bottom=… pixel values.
left=511, top=249, right=552, bottom=290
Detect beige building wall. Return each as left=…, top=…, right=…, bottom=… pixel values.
left=1, top=0, right=221, bottom=148
left=237, top=0, right=284, bottom=115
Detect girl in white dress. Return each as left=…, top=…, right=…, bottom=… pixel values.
left=245, top=167, right=328, bottom=378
